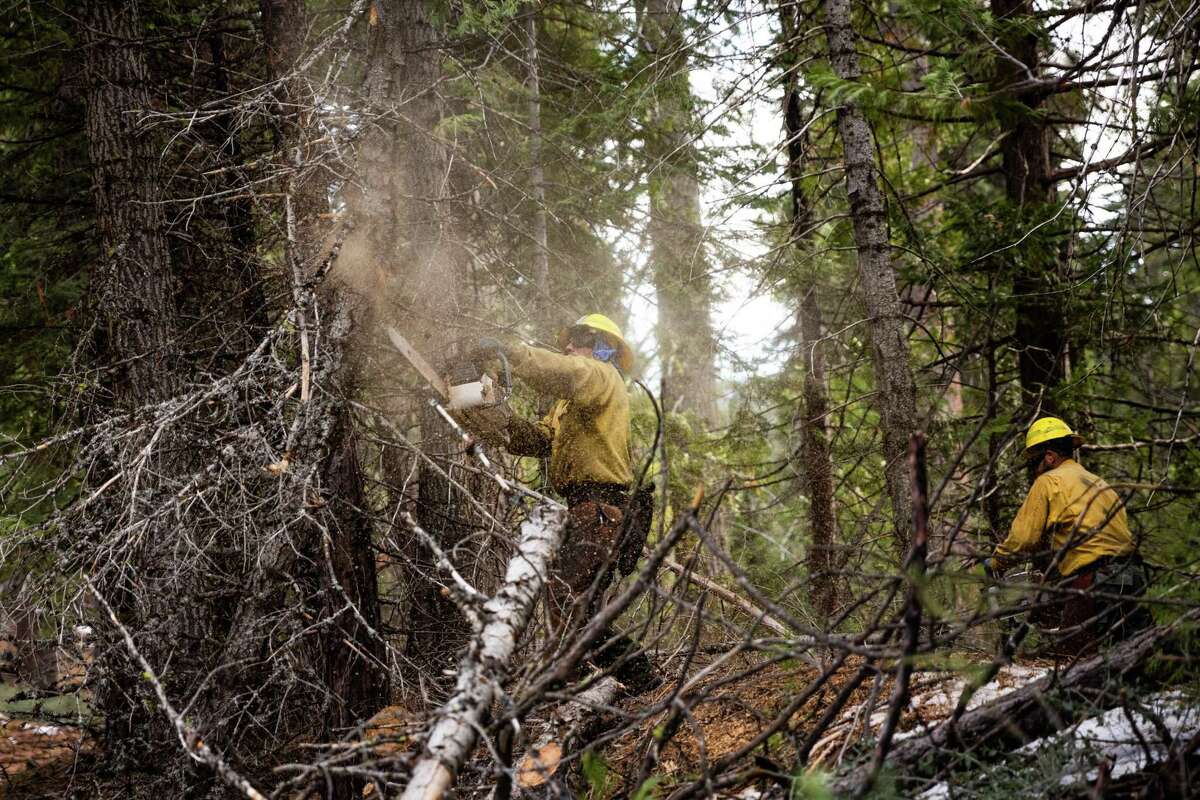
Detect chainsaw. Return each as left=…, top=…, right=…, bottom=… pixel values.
left=385, top=326, right=513, bottom=445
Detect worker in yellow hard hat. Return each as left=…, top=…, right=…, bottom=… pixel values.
left=985, top=417, right=1151, bottom=649
left=473, top=313, right=657, bottom=691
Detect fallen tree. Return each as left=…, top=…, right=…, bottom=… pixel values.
left=834, top=607, right=1200, bottom=795
left=400, top=503, right=567, bottom=800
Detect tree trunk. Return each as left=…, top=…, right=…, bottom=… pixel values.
left=643, top=0, right=719, bottom=425
left=526, top=7, right=551, bottom=323
left=82, top=0, right=181, bottom=408
left=80, top=0, right=186, bottom=775
left=781, top=4, right=840, bottom=617
left=990, top=0, right=1064, bottom=407
left=348, top=0, right=473, bottom=676
left=820, top=0, right=918, bottom=554
left=207, top=29, right=269, bottom=342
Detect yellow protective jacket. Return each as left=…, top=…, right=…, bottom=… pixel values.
left=504, top=344, right=633, bottom=493
left=993, top=458, right=1134, bottom=577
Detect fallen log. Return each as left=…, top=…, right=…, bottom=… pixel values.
left=508, top=676, right=623, bottom=798
left=401, top=504, right=567, bottom=800
left=833, top=608, right=1200, bottom=796
left=660, top=555, right=790, bottom=637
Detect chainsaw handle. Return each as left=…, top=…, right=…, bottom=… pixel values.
left=496, top=350, right=512, bottom=395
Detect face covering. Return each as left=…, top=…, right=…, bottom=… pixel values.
left=592, top=339, right=617, bottom=365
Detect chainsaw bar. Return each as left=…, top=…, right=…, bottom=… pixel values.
left=385, top=325, right=450, bottom=399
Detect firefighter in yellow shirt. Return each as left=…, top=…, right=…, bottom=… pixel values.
left=474, top=314, right=656, bottom=691
left=986, top=417, right=1151, bottom=646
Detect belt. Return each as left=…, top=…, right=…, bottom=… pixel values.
left=1061, top=553, right=1140, bottom=580
left=561, top=482, right=629, bottom=507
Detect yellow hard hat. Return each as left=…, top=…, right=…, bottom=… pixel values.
left=557, top=313, right=635, bottom=373
left=1024, top=416, right=1084, bottom=457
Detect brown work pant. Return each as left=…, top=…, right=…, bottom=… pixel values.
left=545, top=500, right=624, bottom=632
left=544, top=500, right=659, bottom=691
left=1045, top=558, right=1151, bottom=657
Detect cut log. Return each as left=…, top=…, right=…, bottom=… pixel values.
left=511, top=677, right=623, bottom=797
left=401, top=504, right=567, bottom=800
left=833, top=609, right=1200, bottom=795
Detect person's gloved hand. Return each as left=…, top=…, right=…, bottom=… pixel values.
left=981, top=558, right=998, bottom=579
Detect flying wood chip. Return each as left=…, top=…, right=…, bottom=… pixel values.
left=263, top=454, right=291, bottom=475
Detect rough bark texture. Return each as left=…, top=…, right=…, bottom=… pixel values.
left=80, top=0, right=188, bottom=776
left=643, top=0, right=719, bottom=424
left=82, top=0, right=181, bottom=407
left=781, top=25, right=840, bottom=617
left=990, top=0, right=1065, bottom=406
left=347, top=0, right=473, bottom=675
left=820, top=0, right=918, bottom=553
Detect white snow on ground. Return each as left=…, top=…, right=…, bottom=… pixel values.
left=1019, top=691, right=1200, bottom=784
left=893, top=665, right=1047, bottom=742
left=809, top=664, right=1047, bottom=765
left=917, top=784, right=951, bottom=800
left=916, top=691, right=1200, bottom=798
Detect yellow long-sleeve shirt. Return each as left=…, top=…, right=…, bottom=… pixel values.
left=993, top=458, right=1134, bottom=576
left=504, top=344, right=632, bottom=493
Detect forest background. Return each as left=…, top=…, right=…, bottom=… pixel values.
left=1, top=0, right=1198, bottom=796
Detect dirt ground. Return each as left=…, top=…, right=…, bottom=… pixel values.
left=597, top=656, right=882, bottom=795
left=0, top=655, right=1055, bottom=798
left=0, top=715, right=92, bottom=798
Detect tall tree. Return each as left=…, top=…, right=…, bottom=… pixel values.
left=526, top=4, right=552, bottom=321
left=82, top=0, right=181, bottom=408
left=642, top=0, right=720, bottom=424
left=781, top=4, right=840, bottom=617
left=347, top=0, right=473, bottom=675
left=79, top=0, right=187, bottom=774
left=260, top=0, right=387, bottom=744
left=989, top=0, right=1065, bottom=408
left=819, top=0, right=919, bottom=552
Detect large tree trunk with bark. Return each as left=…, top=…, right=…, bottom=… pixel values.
left=346, top=0, right=473, bottom=676
left=781, top=6, right=841, bottom=617
left=820, top=0, right=919, bottom=553
left=643, top=0, right=719, bottom=425
left=80, top=0, right=189, bottom=776
left=264, top=0, right=388, bottom=739
left=990, top=0, right=1065, bottom=407
left=82, top=0, right=181, bottom=408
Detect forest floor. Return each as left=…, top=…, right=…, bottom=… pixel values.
left=0, top=682, right=93, bottom=797
left=3, top=646, right=1197, bottom=799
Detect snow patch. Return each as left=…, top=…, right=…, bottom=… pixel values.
left=1018, top=690, right=1200, bottom=784
left=916, top=691, right=1200, bottom=797
left=23, top=723, right=60, bottom=736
